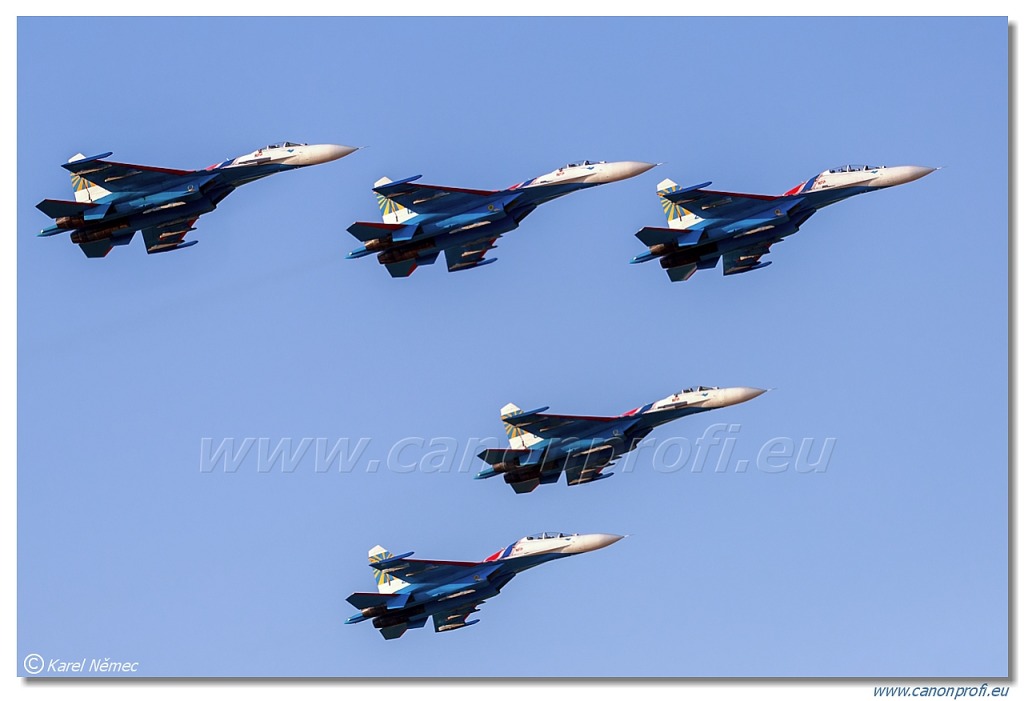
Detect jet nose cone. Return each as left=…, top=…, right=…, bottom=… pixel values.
left=588, top=161, right=658, bottom=184
left=615, top=161, right=659, bottom=179
left=903, top=165, right=936, bottom=182
left=886, top=165, right=936, bottom=186
left=571, top=533, right=625, bottom=553
left=317, top=144, right=360, bottom=163
left=727, top=387, right=768, bottom=405
left=595, top=533, right=626, bottom=549
left=623, top=161, right=658, bottom=175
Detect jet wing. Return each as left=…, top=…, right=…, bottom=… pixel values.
left=374, top=176, right=499, bottom=215
left=444, top=237, right=499, bottom=272
left=433, top=602, right=484, bottom=633
left=565, top=461, right=615, bottom=487
left=502, top=410, right=621, bottom=440
left=63, top=153, right=196, bottom=193
left=663, top=183, right=782, bottom=221
left=141, top=218, right=200, bottom=254
left=563, top=445, right=616, bottom=486
left=370, top=555, right=489, bottom=584
left=722, top=242, right=775, bottom=276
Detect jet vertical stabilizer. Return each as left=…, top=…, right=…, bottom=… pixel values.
left=69, top=153, right=112, bottom=204
left=501, top=403, right=544, bottom=450
left=375, top=177, right=418, bottom=224
left=369, top=546, right=409, bottom=594
left=656, top=178, right=689, bottom=228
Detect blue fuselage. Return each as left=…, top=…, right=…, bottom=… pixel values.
left=658, top=185, right=875, bottom=271
left=529, top=404, right=714, bottom=471
left=376, top=181, right=594, bottom=263
left=349, top=552, right=568, bottom=631
left=39, top=163, right=297, bottom=241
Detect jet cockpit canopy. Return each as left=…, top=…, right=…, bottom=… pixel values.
left=522, top=532, right=574, bottom=541
left=827, top=164, right=882, bottom=173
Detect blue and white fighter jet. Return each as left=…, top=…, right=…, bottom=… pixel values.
left=345, top=160, right=657, bottom=277
left=345, top=532, right=624, bottom=639
left=36, top=142, right=357, bottom=258
left=630, top=164, right=936, bottom=282
left=476, top=386, right=767, bottom=493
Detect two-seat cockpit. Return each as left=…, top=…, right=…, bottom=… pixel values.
left=647, top=385, right=726, bottom=413
left=827, top=164, right=882, bottom=174
left=803, top=164, right=890, bottom=192
left=486, top=531, right=580, bottom=561
left=522, top=532, right=575, bottom=541
left=560, top=160, right=606, bottom=169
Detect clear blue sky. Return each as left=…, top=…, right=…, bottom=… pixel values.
left=18, top=17, right=1007, bottom=677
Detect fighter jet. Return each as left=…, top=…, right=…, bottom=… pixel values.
left=345, top=532, right=624, bottom=639
left=629, top=164, right=936, bottom=282
left=345, top=160, right=657, bottom=277
left=475, top=386, right=767, bottom=493
left=36, top=142, right=358, bottom=258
